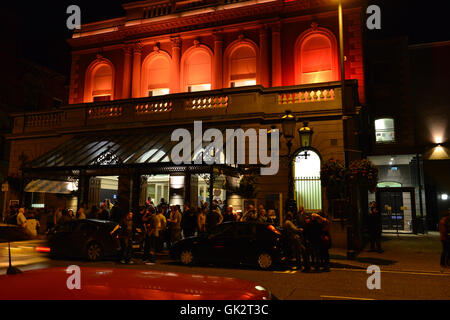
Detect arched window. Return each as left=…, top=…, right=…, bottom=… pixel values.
left=229, top=45, right=257, bottom=87
left=182, top=47, right=212, bottom=92
left=375, top=118, right=395, bottom=143
left=295, top=29, right=338, bottom=85
left=141, top=53, right=171, bottom=97
left=84, top=59, right=115, bottom=102
left=294, top=149, right=322, bottom=211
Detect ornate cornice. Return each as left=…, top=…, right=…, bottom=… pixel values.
left=171, top=36, right=182, bottom=47
left=67, top=0, right=363, bottom=50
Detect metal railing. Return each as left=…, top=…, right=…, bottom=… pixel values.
left=294, top=176, right=322, bottom=211
left=11, top=81, right=356, bottom=134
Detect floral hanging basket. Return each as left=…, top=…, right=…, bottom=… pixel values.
left=347, top=159, right=379, bottom=193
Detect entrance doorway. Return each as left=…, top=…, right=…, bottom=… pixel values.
left=376, top=187, right=416, bottom=233
left=294, top=149, right=322, bottom=211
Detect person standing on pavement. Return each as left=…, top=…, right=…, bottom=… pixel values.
left=283, top=211, right=304, bottom=269
left=197, top=207, right=207, bottom=235
left=142, top=206, right=159, bottom=264
left=318, top=211, right=331, bottom=272
left=206, top=204, right=223, bottom=231
left=439, top=209, right=450, bottom=268
left=155, top=206, right=167, bottom=252
left=303, top=213, right=324, bottom=272
left=182, top=203, right=196, bottom=238
left=111, top=211, right=139, bottom=264
left=367, top=201, right=382, bottom=253
left=167, top=205, right=182, bottom=248
left=223, top=205, right=235, bottom=223
left=240, top=204, right=258, bottom=222
left=76, top=207, right=86, bottom=220
left=17, top=207, right=32, bottom=239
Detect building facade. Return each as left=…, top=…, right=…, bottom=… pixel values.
left=5, top=0, right=368, bottom=247
left=365, top=37, right=450, bottom=234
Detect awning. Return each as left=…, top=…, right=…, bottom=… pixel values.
left=28, top=130, right=231, bottom=169
left=24, top=180, right=76, bottom=194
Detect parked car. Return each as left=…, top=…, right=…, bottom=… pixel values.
left=170, top=222, right=287, bottom=269
left=0, top=266, right=273, bottom=300
left=47, top=219, right=144, bottom=261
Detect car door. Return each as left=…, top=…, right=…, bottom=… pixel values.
left=70, top=221, right=97, bottom=256
left=50, top=222, right=76, bottom=256
left=204, top=224, right=235, bottom=264
left=233, top=223, right=258, bottom=264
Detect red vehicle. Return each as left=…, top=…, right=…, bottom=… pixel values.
left=0, top=267, right=273, bottom=300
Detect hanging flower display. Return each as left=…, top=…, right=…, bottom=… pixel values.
left=320, top=159, right=346, bottom=198
left=347, top=159, right=379, bottom=193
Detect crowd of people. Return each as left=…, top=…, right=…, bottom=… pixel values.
left=2, top=199, right=118, bottom=239
left=283, top=206, right=331, bottom=273
left=3, top=197, right=333, bottom=271
left=115, top=198, right=279, bottom=265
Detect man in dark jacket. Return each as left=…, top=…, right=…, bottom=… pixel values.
left=283, top=211, right=305, bottom=269
left=367, top=201, right=382, bottom=253
left=206, top=204, right=223, bottom=231
left=111, top=211, right=139, bottom=264
left=181, top=203, right=197, bottom=238
left=303, top=213, right=323, bottom=272
left=142, top=206, right=159, bottom=264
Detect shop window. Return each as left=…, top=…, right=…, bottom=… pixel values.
left=183, top=48, right=212, bottom=92
left=142, top=53, right=171, bottom=97
left=375, top=118, right=395, bottom=143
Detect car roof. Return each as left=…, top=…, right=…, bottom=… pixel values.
left=0, top=267, right=270, bottom=300
left=68, top=219, right=117, bottom=226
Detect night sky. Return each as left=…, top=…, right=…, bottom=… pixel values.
left=0, top=0, right=448, bottom=80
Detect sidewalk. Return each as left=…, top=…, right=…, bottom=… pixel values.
left=329, top=232, right=449, bottom=273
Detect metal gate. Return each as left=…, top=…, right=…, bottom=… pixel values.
left=294, top=176, right=322, bottom=211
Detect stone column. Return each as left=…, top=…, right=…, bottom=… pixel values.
left=131, top=42, right=143, bottom=98
left=190, top=174, right=199, bottom=207
left=69, top=54, right=80, bottom=104
left=170, top=36, right=182, bottom=93
left=271, top=22, right=282, bottom=87
left=117, top=175, right=132, bottom=215
left=169, top=173, right=185, bottom=207
left=140, top=176, right=148, bottom=207
left=77, top=172, right=90, bottom=209
left=122, top=45, right=132, bottom=99
left=131, top=172, right=142, bottom=213
left=213, top=32, right=223, bottom=89
left=259, top=25, right=270, bottom=87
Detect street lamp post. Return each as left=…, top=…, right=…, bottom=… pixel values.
left=282, top=112, right=315, bottom=216
left=337, top=0, right=356, bottom=259
left=281, top=111, right=296, bottom=210
left=338, top=0, right=349, bottom=169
